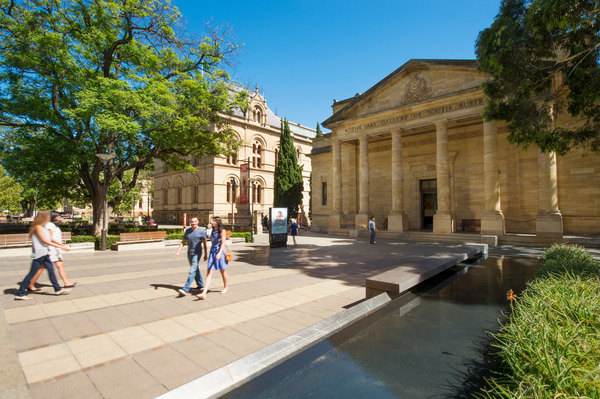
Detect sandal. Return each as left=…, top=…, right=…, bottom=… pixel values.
left=28, top=287, right=41, bottom=292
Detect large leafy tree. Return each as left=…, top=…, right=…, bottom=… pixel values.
left=476, top=0, right=600, bottom=155
left=273, top=119, right=303, bottom=218
left=0, top=0, right=245, bottom=234
left=0, top=165, right=23, bottom=213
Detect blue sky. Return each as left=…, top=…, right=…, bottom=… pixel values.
left=172, top=0, right=501, bottom=131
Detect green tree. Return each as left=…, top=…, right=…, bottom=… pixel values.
left=315, top=122, right=323, bottom=137
left=0, top=165, right=23, bottom=213
left=273, top=119, right=303, bottom=218
left=476, top=0, right=600, bottom=155
left=0, top=0, right=246, bottom=235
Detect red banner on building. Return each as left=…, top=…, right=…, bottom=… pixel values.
left=239, top=163, right=249, bottom=203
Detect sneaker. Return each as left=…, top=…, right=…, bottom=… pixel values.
left=15, top=295, right=31, bottom=301
left=178, top=288, right=188, bottom=296
left=55, top=289, right=70, bottom=296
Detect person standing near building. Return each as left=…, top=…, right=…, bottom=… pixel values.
left=28, top=211, right=76, bottom=291
left=196, top=216, right=229, bottom=300
left=369, top=216, right=378, bottom=244
left=290, top=218, right=298, bottom=245
left=15, top=211, right=70, bottom=300
left=175, top=217, right=207, bottom=295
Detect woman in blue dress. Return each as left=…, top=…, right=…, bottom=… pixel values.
left=196, top=217, right=229, bottom=299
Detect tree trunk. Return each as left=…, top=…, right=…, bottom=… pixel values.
left=92, top=194, right=104, bottom=236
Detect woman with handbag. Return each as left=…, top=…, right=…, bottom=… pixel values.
left=196, top=216, right=230, bottom=300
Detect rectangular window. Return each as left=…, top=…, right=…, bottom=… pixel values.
left=321, top=182, right=327, bottom=206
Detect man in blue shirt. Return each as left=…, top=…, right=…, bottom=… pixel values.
left=175, top=217, right=207, bottom=295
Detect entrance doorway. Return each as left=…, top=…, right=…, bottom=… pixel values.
left=420, top=179, right=437, bottom=230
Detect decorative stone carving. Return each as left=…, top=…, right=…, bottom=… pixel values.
left=403, top=75, right=431, bottom=104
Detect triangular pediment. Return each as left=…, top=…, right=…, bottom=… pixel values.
left=324, top=60, right=488, bottom=126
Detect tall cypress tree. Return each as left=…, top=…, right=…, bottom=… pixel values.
left=273, top=118, right=303, bottom=218
left=315, top=122, right=323, bottom=137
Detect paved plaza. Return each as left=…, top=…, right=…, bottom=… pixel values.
left=0, top=232, right=549, bottom=399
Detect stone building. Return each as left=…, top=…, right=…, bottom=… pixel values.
left=310, top=59, right=600, bottom=242
left=153, top=88, right=314, bottom=228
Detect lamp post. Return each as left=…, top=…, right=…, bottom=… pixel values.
left=96, top=152, right=116, bottom=251
left=230, top=178, right=237, bottom=233
left=249, top=178, right=259, bottom=243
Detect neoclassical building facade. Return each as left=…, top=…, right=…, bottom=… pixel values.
left=311, top=59, right=600, bottom=241
left=153, top=88, right=314, bottom=228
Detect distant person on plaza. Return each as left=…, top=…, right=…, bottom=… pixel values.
left=172, top=215, right=176, bottom=225
left=197, top=216, right=229, bottom=300
left=289, top=218, right=298, bottom=245
left=174, top=217, right=207, bottom=295
left=28, top=211, right=77, bottom=291
left=15, top=211, right=70, bottom=300
left=262, top=215, right=268, bottom=231
left=206, top=223, right=213, bottom=237
left=369, top=216, right=378, bottom=244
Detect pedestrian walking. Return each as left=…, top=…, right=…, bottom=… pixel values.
left=28, top=211, right=77, bottom=291
left=15, top=211, right=70, bottom=300
left=290, top=218, right=298, bottom=245
left=174, top=217, right=207, bottom=295
left=196, top=216, right=229, bottom=299
left=369, top=216, right=378, bottom=244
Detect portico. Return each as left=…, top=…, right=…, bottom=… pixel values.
left=310, top=59, right=597, bottom=242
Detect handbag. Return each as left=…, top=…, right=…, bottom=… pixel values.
left=225, top=250, right=232, bottom=263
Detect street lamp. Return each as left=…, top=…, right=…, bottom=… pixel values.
left=96, top=152, right=116, bottom=251
left=230, top=178, right=237, bottom=233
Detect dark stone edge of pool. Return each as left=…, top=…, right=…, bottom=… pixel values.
left=156, top=292, right=393, bottom=399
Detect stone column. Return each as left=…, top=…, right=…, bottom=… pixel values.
left=328, top=138, right=343, bottom=232
left=536, top=149, right=563, bottom=236
left=433, top=120, right=454, bottom=233
left=355, top=135, right=370, bottom=229
left=388, top=129, right=408, bottom=231
left=481, top=121, right=505, bottom=235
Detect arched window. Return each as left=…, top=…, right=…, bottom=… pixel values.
left=253, top=106, right=262, bottom=124
left=250, top=181, right=262, bottom=204
left=192, top=184, right=198, bottom=204
left=252, top=141, right=262, bottom=168
left=227, top=180, right=238, bottom=203
left=177, top=186, right=182, bottom=204
left=163, top=188, right=168, bottom=205
left=274, top=148, right=279, bottom=166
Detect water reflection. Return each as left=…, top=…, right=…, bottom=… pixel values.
left=223, top=256, right=539, bottom=399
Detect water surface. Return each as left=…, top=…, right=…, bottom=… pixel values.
left=224, top=256, right=538, bottom=399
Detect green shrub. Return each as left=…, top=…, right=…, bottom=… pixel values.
left=67, top=235, right=95, bottom=243
left=537, top=244, right=600, bottom=278
left=93, top=235, right=119, bottom=250
left=232, top=231, right=251, bottom=243
left=166, top=232, right=184, bottom=240
left=479, top=245, right=600, bottom=398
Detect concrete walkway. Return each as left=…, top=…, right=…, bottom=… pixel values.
left=0, top=232, right=547, bottom=399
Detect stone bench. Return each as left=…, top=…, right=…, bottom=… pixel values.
left=365, top=243, right=487, bottom=299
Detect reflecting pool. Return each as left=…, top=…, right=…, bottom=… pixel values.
left=223, top=256, right=539, bottom=399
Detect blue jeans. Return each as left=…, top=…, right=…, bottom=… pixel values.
left=370, top=230, right=376, bottom=243
left=17, top=255, right=62, bottom=296
left=182, top=253, right=204, bottom=292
